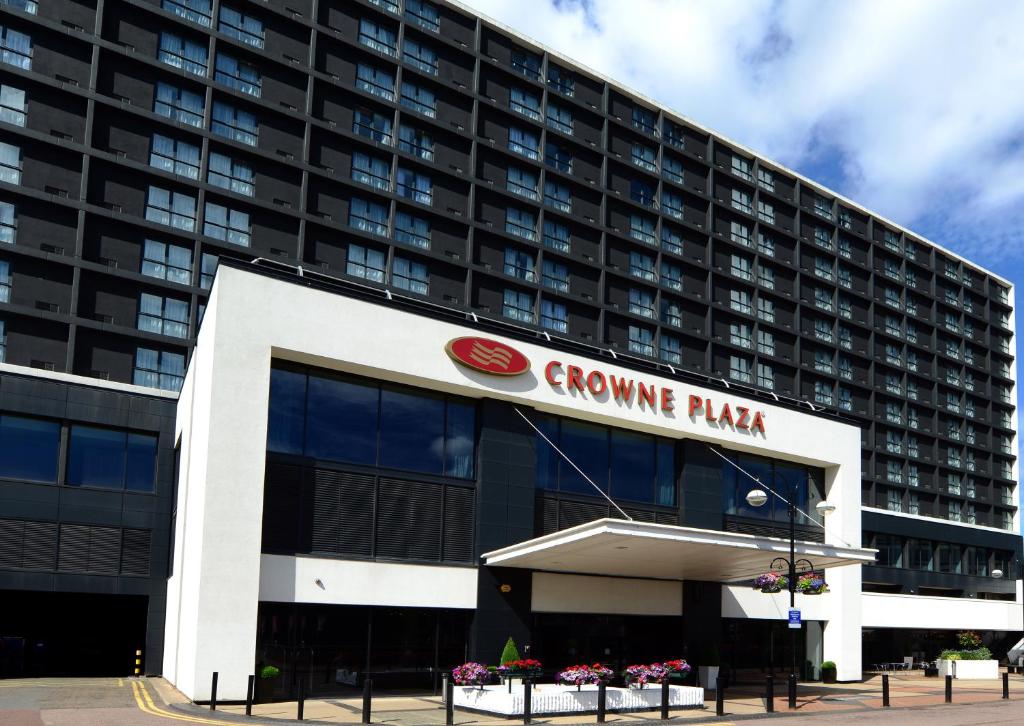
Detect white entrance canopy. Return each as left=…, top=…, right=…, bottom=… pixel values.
left=483, top=518, right=876, bottom=583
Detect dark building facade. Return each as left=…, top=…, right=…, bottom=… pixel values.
left=0, top=0, right=1019, bottom=679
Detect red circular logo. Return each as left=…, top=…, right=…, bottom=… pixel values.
left=445, top=337, right=531, bottom=376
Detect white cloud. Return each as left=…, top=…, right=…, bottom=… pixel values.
left=457, top=0, right=1024, bottom=274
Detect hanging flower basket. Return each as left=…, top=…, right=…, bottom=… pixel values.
left=795, top=573, right=828, bottom=595
left=752, top=572, right=788, bottom=593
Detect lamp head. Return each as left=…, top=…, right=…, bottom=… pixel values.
left=746, top=488, right=769, bottom=508
left=816, top=501, right=837, bottom=516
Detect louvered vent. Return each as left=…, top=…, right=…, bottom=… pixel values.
left=21, top=521, right=58, bottom=570
left=312, top=469, right=374, bottom=557
left=88, top=526, right=121, bottom=574
left=558, top=500, right=608, bottom=530
left=121, top=529, right=152, bottom=576
left=655, top=512, right=678, bottom=525
left=442, top=486, right=475, bottom=563
left=724, top=518, right=824, bottom=543
left=376, top=478, right=442, bottom=561
left=58, top=524, right=92, bottom=572
left=540, top=497, right=558, bottom=535
left=622, top=508, right=657, bottom=523
left=0, top=519, right=23, bottom=569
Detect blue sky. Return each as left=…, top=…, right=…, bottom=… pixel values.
left=463, top=0, right=1024, bottom=468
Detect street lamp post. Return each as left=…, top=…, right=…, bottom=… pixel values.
left=746, top=476, right=834, bottom=709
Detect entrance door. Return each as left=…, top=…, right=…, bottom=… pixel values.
left=722, top=618, right=808, bottom=683
left=532, top=613, right=684, bottom=672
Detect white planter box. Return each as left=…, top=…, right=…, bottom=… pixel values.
left=452, top=683, right=704, bottom=716
left=937, top=659, right=999, bottom=679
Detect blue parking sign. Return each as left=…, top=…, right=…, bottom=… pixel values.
left=788, top=609, right=801, bottom=629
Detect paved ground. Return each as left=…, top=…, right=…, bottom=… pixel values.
left=3, top=674, right=1024, bottom=725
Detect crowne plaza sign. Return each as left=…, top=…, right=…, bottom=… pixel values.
left=447, top=337, right=767, bottom=434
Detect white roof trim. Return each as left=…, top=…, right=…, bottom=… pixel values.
left=0, top=362, right=178, bottom=399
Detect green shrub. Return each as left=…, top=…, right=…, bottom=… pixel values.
left=957, top=631, right=982, bottom=649
left=260, top=665, right=280, bottom=679
left=939, top=650, right=961, bottom=661
left=500, top=636, right=520, bottom=665
left=963, top=647, right=992, bottom=661
left=820, top=661, right=836, bottom=670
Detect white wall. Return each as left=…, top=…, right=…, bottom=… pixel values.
left=863, top=593, right=1023, bottom=631
left=532, top=572, right=682, bottom=616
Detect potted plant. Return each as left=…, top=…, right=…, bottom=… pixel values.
left=820, top=661, right=837, bottom=683
left=256, top=664, right=280, bottom=703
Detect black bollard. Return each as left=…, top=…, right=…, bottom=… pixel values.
left=715, top=681, right=724, bottom=716
left=245, top=674, right=255, bottom=716
left=765, top=676, right=774, bottom=713
left=882, top=674, right=889, bottom=707
left=945, top=674, right=952, bottom=703
left=362, top=678, right=373, bottom=724
left=210, top=672, right=218, bottom=711
left=297, top=678, right=305, bottom=721
left=660, top=678, right=669, bottom=719
left=523, top=678, right=532, bottom=725
left=788, top=672, right=797, bottom=709
left=1004, top=671, right=1010, bottom=699
left=445, top=676, right=454, bottom=726
left=597, top=682, right=606, bottom=723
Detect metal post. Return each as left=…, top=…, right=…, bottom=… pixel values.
left=765, top=676, right=774, bottom=713
left=715, top=681, right=724, bottom=716
left=362, top=678, right=372, bottom=724
left=882, top=674, right=889, bottom=707
left=788, top=672, right=797, bottom=709
left=660, top=678, right=669, bottom=719
left=445, top=676, right=454, bottom=726
left=1003, top=671, right=1009, bottom=699
left=944, top=674, right=952, bottom=703
left=523, top=678, right=532, bottom=724
left=297, top=678, right=305, bottom=721
left=210, top=672, right=218, bottom=711
left=441, top=673, right=448, bottom=704
left=245, top=675, right=255, bottom=716
left=597, top=682, right=606, bottom=723
left=788, top=491, right=797, bottom=710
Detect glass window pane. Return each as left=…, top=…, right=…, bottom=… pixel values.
left=609, top=429, right=655, bottom=503
left=558, top=420, right=608, bottom=494
left=67, top=426, right=127, bottom=489
left=444, top=401, right=475, bottom=479
left=125, top=433, right=157, bottom=492
left=379, top=387, right=444, bottom=474
left=656, top=440, right=676, bottom=506
left=0, top=414, right=60, bottom=482
left=305, top=374, right=379, bottom=465
left=732, top=455, right=773, bottom=520
left=535, top=415, right=559, bottom=491
left=267, top=367, right=306, bottom=454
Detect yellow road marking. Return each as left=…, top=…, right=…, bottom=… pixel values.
left=131, top=680, right=227, bottom=724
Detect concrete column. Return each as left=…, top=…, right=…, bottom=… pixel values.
left=821, top=462, right=863, bottom=681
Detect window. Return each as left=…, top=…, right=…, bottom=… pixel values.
left=405, top=0, right=440, bottom=33
left=3, top=0, right=37, bottom=13
left=631, top=180, right=656, bottom=207
left=356, top=64, right=395, bottom=101
left=138, top=293, right=189, bottom=338
left=511, top=46, right=541, bottom=80
left=397, top=167, right=432, bottom=205
left=629, top=288, right=655, bottom=319
left=757, top=232, right=775, bottom=257
left=508, top=126, right=539, bottom=160
left=542, top=259, right=568, bottom=292
left=838, top=387, right=851, bottom=411
left=632, top=143, right=657, bottom=172
left=540, top=299, right=567, bottom=333
left=814, top=256, right=833, bottom=280
left=211, top=101, right=258, bottom=146
left=215, top=53, right=261, bottom=97
left=838, top=356, right=852, bottom=380
left=813, top=318, right=832, bottom=342
left=149, top=134, right=200, bottom=180
left=757, top=167, right=774, bottom=192
left=813, top=380, right=832, bottom=405
left=730, top=322, right=752, bottom=349
left=203, top=202, right=250, bottom=246
left=504, top=247, right=535, bottom=282
left=505, top=207, right=536, bottom=240
left=159, top=32, right=208, bottom=76
left=731, top=188, right=751, bottom=213
left=757, top=363, right=774, bottom=390
left=662, top=300, right=681, bottom=328
left=403, top=37, right=437, bottom=75
left=661, top=261, right=682, bottom=291
left=394, top=211, right=430, bottom=249
left=755, top=330, right=774, bottom=356
left=886, top=460, right=902, bottom=483
left=729, top=355, right=752, bottom=383
left=662, top=227, right=683, bottom=256
left=0, top=84, right=25, bottom=126
left=546, top=103, right=573, bottom=135
left=359, top=18, right=398, bottom=57
left=629, top=214, right=656, bottom=246
left=838, top=325, right=851, bottom=349
left=813, top=226, right=831, bottom=249
left=663, top=120, right=684, bottom=148
left=505, top=166, right=538, bottom=201
left=758, top=264, right=774, bottom=290
left=155, top=82, right=205, bottom=128
left=208, top=152, right=254, bottom=196
left=662, top=156, right=683, bottom=184
left=142, top=239, right=192, bottom=285
left=503, top=288, right=534, bottom=323
left=392, top=256, right=428, bottom=294
left=200, top=253, right=217, bottom=289
left=146, top=186, right=197, bottom=231
left=757, top=200, right=774, bottom=225
left=134, top=347, right=185, bottom=391
left=0, top=260, right=7, bottom=302
left=662, top=190, right=683, bottom=219
left=814, top=287, right=832, bottom=312
left=875, top=534, right=903, bottom=567
left=813, top=349, right=832, bottom=373
left=219, top=5, right=264, bottom=47
left=349, top=198, right=389, bottom=237
left=0, top=141, right=19, bottom=184
left=67, top=426, right=157, bottom=492
left=628, top=325, right=654, bottom=356
left=0, top=319, right=5, bottom=361
left=546, top=142, right=572, bottom=172
left=401, top=82, right=436, bottom=117
left=725, top=153, right=753, bottom=180
left=813, top=195, right=831, bottom=219
left=398, top=125, right=433, bottom=161
left=660, top=334, right=682, bottom=364
left=543, top=220, right=570, bottom=253
left=0, top=414, right=60, bottom=482
left=346, top=243, right=386, bottom=283
left=730, top=220, right=751, bottom=246
left=0, top=26, right=31, bottom=69
left=544, top=180, right=571, bottom=212
left=632, top=106, right=656, bottom=135
left=909, top=539, right=932, bottom=570
left=730, top=254, right=752, bottom=280
left=547, top=65, right=574, bottom=96
left=885, top=401, right=902, bottom=424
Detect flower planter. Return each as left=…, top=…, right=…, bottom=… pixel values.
left=821, top=668, right=836, bottom=684
left=452, top=683, right=704, bottom=716
left=938, top=659, right=999, bottom=679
